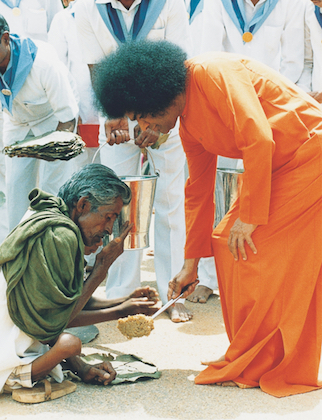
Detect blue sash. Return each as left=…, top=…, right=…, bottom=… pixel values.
left=0, top=35, right=37, bottom=113
left=96, top=0, right=166, bottom=46
left=315, top=5, right=322, bottom=28
left=221, top=0, right=279, bottom=38
left=189, top=0, right=204, bottom=24
left=0, top=0, right=22, bottom=8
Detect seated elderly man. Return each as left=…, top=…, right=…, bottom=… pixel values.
left=0, top=163, right=158, bottom=401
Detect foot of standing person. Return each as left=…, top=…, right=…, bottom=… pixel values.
left=167, top=302, right=193, bottom=322
left=186, top=285, right=213, bottom=303
left=216, top=381, right=238, bottom=387
left=200, top=356, right=258, bottom=389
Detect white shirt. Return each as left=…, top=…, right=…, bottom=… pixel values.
left=75, top=0, right=192, bottom=64
left=200, top=0, right=308, bottom=85
left=185, top=0, right=205, bottom=57
left=48, top=3, right=99, bottom=124
left=0, top=0, right=63, bottom=41
left=2, top=41, right=79, bottom=146
left=297, top=0, right=322, bottom=92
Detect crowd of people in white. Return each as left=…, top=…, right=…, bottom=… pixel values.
left=0, top=0, right=322, bottom=324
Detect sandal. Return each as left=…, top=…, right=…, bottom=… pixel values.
left=12, top=379, right=77, bottom=403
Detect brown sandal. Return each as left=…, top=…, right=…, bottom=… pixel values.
left=12, top=379, right=77, bottom=403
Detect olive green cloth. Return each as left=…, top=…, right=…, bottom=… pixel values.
left=0, top=189, right=84, bottom=342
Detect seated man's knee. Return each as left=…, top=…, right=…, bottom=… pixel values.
left=55, top=333, right=82, bottom=359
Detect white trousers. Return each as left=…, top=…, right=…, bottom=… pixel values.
left=100, top=119, right=186, bottom=303
left=196, top=156, right=244, bottom=291
left=5, top=155, right=74, bottom=232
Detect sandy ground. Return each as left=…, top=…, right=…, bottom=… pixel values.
left=1, top=247, right=322, bottom=419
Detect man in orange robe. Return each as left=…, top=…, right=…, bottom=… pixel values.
left=92, top=40, right=322, bottom=398
left=179, top=53, right=322, bottom=397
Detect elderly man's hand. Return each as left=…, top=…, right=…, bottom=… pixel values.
left=79, top=361, right=116, bottom=386
left=129, top=286, right=159, bottom=303
left=95, top=222, right=133, bottom=273
left=117, top=297, right=159, bottom=317
left=105, top=118, right=130, bottom=145
left=228, top=218, right=258, bottom=261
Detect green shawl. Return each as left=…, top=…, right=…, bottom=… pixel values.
left=0, top=189, right=84, bottom=342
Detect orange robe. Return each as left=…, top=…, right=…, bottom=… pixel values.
left=180, top=52, right=322, bottom=397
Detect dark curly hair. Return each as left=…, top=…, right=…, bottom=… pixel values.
left=93, top=40, right=188, bottom=119
left=0, top=14, right=9, bottom=37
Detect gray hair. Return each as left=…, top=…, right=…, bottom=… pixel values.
left=58, top=164, right=131, bottom=212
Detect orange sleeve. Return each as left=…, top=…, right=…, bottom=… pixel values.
left=182, top=131, right=217, bottom=259
left=195, top=61, right=276, bottom=225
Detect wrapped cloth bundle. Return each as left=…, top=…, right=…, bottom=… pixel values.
left=3, top=131, right=85, bottom=161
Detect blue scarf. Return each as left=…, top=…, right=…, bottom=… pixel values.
left=315, top=5, right=322, bottom=28
left=96, top=0, right=166, bottom=45
left=221, top=0, right=279, bottom=38
left=189, top=0, right=204, bottom=24
left=0, top=0, right=22, bottom=8
left=0, top=34, right=37, bottom=113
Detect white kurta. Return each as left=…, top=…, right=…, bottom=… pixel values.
left=297, top=0, right=322, bottom=92
left=0, top=0, right=63, bottom=42
left=75, top=0, right=191, bottom=302
left=48, top=2, right=100, bottom=173
left=48, top=4, right=98, bottom=125
left=75, top=0, right=192, bottom=63
left=0, top=0, right=63, bottom=244
left=201, top=0, right=308, bottom=85
left=2, top=40, right=79, bottom=231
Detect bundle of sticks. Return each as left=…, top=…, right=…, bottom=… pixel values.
left=3, top=131, right=85, bottom=161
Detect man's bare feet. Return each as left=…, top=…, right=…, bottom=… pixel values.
left=167, top=302, right=193, bottom=323
left=186, top=285, right=213, bottom=303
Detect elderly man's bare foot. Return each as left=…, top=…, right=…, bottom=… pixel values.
left=167, top=303, right=193, bottom=323
left=186, top=285, right=213, bottom=303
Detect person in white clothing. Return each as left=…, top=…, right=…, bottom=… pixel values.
left=0, top=15, right=79, bottom=231
left=75, top=0, right=192, bottom=322
left=0, top=1, right=63, bottom=244
left=0, top=0, right=63, bottom=42
left=297, top=0, right=322, bottom=102
left=184, top=0, right=243, bottom=304
left=201, top=0, right=321, bottom=90
left=48, top=0, right=100, bottom=174
left=184, top=0, right=322, bottom=303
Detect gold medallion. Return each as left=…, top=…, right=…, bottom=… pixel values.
left=1, top=89, right=12, bottom=96
left=12, top=7, right=21, bottom=17
left=242, top=32, right=253, bottom=43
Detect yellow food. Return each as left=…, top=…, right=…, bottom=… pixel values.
left=117, top=314, right=154, bottom=339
